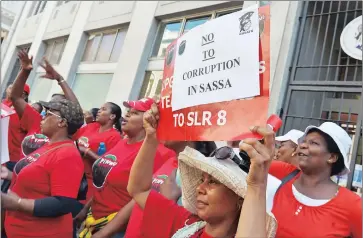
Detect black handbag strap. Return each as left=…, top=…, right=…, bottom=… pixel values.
left=276, top=169, right=300, bottom=193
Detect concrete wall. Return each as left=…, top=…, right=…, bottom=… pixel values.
left=44, top=1, right=80, bottom=40
left=85, top=1, right=135, bottom=31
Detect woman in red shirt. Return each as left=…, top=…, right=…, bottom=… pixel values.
left=1, top=99, right=85, bottom=238
left=73, top=102, right=122, bottom=201
left=127, top=104, right=277, bottom=238
left=77, top=98, right=172, bottom=238
left=270, top=122, right=362, bottom=238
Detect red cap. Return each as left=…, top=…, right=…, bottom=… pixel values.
left=123, top=98, right=154, bottom=112
left=23, top=84, right=30, bottom=95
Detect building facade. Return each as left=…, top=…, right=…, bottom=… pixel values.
left=1, top=1, right=362, bottom=190
left=1, top=1, right=25, bottom=44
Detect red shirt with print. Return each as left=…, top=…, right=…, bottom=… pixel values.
left=269, top=161, right=362, bottom=238
left=5, top=140, right=84, bottom=238
left=141, top=190, right=212, bottom=238
left=125, top=157, right=178, bottom=238
left=91, top=139, right=168, bottom=219
left=73, top=123, right=121, bottom=201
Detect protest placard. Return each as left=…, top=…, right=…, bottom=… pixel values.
left=158, top=4, right=271, bottom=141
left=1, top=103, right=15, bottom=164
left=172, top=4, right=260, bottom=111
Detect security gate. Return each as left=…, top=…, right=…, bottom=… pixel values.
left=281, top=1, right=362, bottom=190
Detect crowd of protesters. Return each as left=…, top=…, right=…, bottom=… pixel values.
left=0, top=49, right=361, bottom=238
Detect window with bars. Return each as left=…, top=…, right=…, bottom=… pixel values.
left=294, top=1, right=362, bottom=83
left=151, top=7, right=242, bottom=58
left=44, top=38, right=68, bottom=64
left=81, top=28, right=127, bottom=63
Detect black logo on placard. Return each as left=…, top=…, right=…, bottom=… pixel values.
left=166, top=45, right=175, bottom=66
left=178, top=40, right=186, bottom=55
left=239, top=11, right=254, bottom=35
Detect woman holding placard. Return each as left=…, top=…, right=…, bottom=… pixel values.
left=127, top=103, right=277, bottom=238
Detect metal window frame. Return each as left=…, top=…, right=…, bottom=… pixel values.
left=44, top=37, right=68, bottom=65
left=149, top=5, right=243, bottom=60
left=81, top=27, right=127, bottom=63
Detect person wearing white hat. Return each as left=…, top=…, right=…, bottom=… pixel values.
left=275, top=129, right=304, bottom=167
left=269, top=122, right=362, bottom=238
left=127, top=104, right=277, bottom=238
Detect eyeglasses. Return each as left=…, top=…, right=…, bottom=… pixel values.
left=210, top=146, right=251, bottom=173
left=45, top=110, right=62, bottom=118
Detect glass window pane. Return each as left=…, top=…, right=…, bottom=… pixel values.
left=49, top=40, right=65, bottom=64
left=57, top=39, right=67, bottom=63
left=183, top=16, right=210, bottom=34
left=216, top=9, right=241, bottom=18
left=29, top=72, right=54, bottom=103
left=95, top=32, right=117, bottom=62
left=152, top=21, right=182, bottom=58
left=44, top=42, right=54, bottom=60
left=82, top=34, right=101, bottom=62
left=139, top=71, right=164, bottom=99
left=72, top=73, right=113, bottom=110
left=110, top=30, right=127, bottom=62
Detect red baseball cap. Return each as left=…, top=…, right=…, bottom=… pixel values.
left=23, top=84, right=30, bottom=95
left=123, top=98, right=154, bottom=112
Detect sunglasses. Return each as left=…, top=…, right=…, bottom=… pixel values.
left=45, top=110, right=62, bottom=118
left=210, top=146, right=251, bottom=173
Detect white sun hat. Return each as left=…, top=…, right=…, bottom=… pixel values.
left=178, top=147, right=277, bottom=238
left=275, top=129, right=304, bottom=145
left=301, top=122, right=352, bottom=175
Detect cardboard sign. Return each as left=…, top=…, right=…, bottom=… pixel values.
left=158, top=5, right=271, bottom=141
left=172, top=5, right=260, bottom=111
left=1, top=103, right=15, bottom=164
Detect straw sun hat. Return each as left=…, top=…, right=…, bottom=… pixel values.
left=178, top=147, right=277, bottom=238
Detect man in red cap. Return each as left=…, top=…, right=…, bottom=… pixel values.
left=2, top=83, right=30, bottom=107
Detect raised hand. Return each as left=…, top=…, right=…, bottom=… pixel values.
left=239, top=126, right=275, bottom=187
left=143, top=103, right=159, bottom=137
left=39, top=57, right=62, bottom=81
left=18, top=50, right=33, bottom=71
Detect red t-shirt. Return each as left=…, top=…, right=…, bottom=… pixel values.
left=8, top=112, right=27, bottom=163
left=91, top=139, right=168, bottom=219
left=5, top=140, right=84, bottom=238
left=269, top=161, right=362, bottom=238
left=73, top=123, right=121, bottom=200
left=141, top=190, right=214, bottom=238
left=20, top=104, right=42, bottom=136
left=125, top=157, right=178, bottom=238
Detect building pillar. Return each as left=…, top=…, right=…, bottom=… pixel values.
left=268, top=1, right=301, bottom=116
left=105, top=1, right=159, bottom=106
left=45, top=1, right=94, bottom=101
